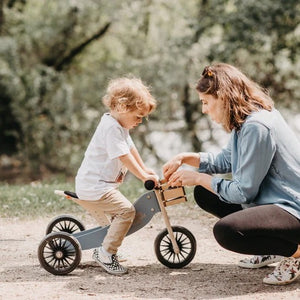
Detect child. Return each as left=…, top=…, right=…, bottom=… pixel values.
left=75, top=77, right=158, bottom=275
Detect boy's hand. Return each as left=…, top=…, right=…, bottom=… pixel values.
left=144, top=174, right=159, bottom=187
left=168, top=170, right=198, bottom=187
left=144, top=167, right=157, bottom=176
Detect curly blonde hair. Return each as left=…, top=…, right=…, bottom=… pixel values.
left=196, top=63, right=274, bottom=132
left=102, top=77, right=157, bottom=114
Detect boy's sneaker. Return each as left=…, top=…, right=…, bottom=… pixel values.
left=92, top=247, right=128, bottom=275
left=116, top=252, right=127, bottom=262
left=238, top=255, right=283, bottom=269
left=263, top=257, right=300, bottom=285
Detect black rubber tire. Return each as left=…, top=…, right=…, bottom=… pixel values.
left=45, top=214, right=85, bottom=235
left=38, top=232, right=82, bottom=275
left=154, top=226, right=196, bottom=268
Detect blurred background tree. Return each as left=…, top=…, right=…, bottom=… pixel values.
left=0, top=0, right=299, bottom=181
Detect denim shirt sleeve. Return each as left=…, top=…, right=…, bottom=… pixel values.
left=199, top=133, right=233, bottom=174
left=212, top=122, right=276, bottom=204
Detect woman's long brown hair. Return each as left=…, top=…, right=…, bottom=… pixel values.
left=196, top=63, right=274, bottom=132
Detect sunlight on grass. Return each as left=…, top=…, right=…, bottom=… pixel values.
left=0, top=175, right=196, bottom=219
left=0, top=176, right=146, bottom=218
left=0, top=180, right=75, bottom=218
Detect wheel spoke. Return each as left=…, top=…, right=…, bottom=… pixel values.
left=181, top=241, right=191, bottom=247
left=162, top=248, right=172, bottom=256
left=179, top=251, right=186, bottom=260
left=46, top=215, right=85, bottom=235
left=69, top=223, right=77, bottom=233
left=58, top=222, right=65, bottom=231
left=46, top=256, right=56, bottom=265
left=61, top=258, right=70, bottom=268
left=64, top=255, right=74, bottom=265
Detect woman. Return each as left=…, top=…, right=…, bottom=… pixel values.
left=163, top=63, right=300, bottom=285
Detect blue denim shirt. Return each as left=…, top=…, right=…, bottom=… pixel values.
left=199, top=109, right=300, bottom=219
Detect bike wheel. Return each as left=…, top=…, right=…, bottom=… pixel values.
left=154, top=226, right=196, bottom=268
left=38, top=232, right=81, bottom=275
left=46, top=215, right=85, bottom=235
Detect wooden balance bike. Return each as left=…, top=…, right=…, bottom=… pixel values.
left=38, top=180, right=197, bottom=275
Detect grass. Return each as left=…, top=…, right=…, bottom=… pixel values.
left=0, top=175, right=195, bottom=219
left=0, top=176, right=147, bottom=218
left=0, top=179, right=75, bottom=218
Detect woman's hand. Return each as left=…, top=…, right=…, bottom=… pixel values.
left=162, top=155, right=183, bottom=180
left=168, top=170, right=200, bottom=186
left=168, top=170, right=213, bottom=192
left=163, top=152, right=201, bottom=180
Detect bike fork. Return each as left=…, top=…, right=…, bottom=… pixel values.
left=154, top=189, right=180, bottom=254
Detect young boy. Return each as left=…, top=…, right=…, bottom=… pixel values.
left=75, top=77, right=158, bottom=275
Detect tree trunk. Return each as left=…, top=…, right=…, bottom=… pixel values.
left=54, top=22, right=111, bottom=71
left=0, top=0, right=4, bottom=35
left=182, top=82, right=202, bottom=152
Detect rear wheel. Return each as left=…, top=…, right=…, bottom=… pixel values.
left=38, top=232, right=81, bottom=275
left=46, top=215, right=85, bottom=235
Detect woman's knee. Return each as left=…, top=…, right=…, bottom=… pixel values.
left=194, top=185, right=216, bottom=212
left=213, top=218, right=242, bottom=251
left=194, top=185, right=207, bottom=209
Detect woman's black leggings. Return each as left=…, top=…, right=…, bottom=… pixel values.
left=194, top=185, right=300, bottom=257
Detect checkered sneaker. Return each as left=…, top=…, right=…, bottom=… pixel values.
left=93, top=248, right=128, bottom=275
left=116, top=252, right=127, bottom=262
left=238, top=255, right=283, bottom=269
left=263, top=257, right=300, bottom=285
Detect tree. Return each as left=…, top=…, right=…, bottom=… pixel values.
left=0, top=0, right=114, bottom=176
left=0, top=0, right=4, bottom=34
left=0, top=0, right=299, bottom=179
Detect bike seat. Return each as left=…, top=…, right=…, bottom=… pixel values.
left=64, top=191, right=78, bottom=198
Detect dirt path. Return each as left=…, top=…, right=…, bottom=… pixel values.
left=1, top=203, right=300, bottom=299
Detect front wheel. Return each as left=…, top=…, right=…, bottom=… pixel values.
left=38, top=232, right=82, bottom=275
left=154, top=226, right=196, bottom=268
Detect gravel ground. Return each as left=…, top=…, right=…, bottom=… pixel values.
left=1, top=203, right=300, bottom=299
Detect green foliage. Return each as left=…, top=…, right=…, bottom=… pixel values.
left=0, top=0, right=299, bottom=178
left=0, top=37, right=23, bottom=154
left=214, top=0, right=300, bottom=106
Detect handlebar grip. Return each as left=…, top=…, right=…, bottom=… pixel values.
left=144, top=180, right=155, bottom=190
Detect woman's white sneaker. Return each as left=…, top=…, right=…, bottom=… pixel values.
left=238, top=255, right=283, bottom=269
left=263, top=257, right=300, bottom=285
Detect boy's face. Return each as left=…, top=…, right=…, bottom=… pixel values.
left=117, top=109, right=149, bottom=129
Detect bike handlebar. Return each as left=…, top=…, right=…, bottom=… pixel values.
left=144, top=178, right=168, bottom=190
left=144, top=180, right=155, bottom=190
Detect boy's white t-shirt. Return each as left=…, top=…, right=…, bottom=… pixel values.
left=75, top=113, right=134, bottom=200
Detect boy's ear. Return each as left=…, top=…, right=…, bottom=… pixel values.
left=116, top=103, right=128, bottom=113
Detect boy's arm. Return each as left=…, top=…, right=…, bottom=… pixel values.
left=130, top=147, right=156, bottom=175
left=119, top=152, right=158, bottom=183
left=130, top=146, right=147, bottom=170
